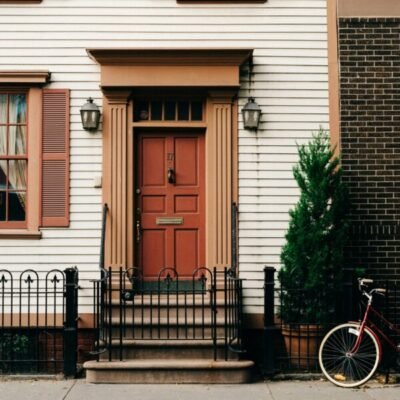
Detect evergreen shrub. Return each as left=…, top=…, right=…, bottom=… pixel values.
left=279, top=129, right=349, bottom=325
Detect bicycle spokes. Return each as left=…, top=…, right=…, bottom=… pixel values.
left=319, top=323, right=380, bottom=388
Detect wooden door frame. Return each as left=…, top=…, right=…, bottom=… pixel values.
left=88, top=49, right=252, bottom=271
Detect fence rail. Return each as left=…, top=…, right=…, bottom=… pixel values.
left=0, top=268, right=79, bottom=376
left=263, top=266, right=400, bottom=375
left=92, top=266, right=244, bottom=361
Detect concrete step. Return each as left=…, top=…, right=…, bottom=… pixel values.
left=84, top=359, right=254, bottom=384
left=108, top=325, right=230, bottom=339
left=98, top=339, right=239, bottom=361
left=105, top=316, right=229, bottom=326
left=113, top=293, right=214, bottom=303
left=105, top=316, right=233, bottom=339
left=107, top=298, right=232, bottom=319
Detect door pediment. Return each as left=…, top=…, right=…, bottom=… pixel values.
left=87, top=48, right=253, bottom=89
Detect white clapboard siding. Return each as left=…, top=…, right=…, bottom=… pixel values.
left=0, top=0, right=328, bottom=315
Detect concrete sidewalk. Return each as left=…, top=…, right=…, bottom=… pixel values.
left=0, top=379, right=398, bottom=400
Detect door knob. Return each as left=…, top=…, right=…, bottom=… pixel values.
left=167, top=168, right=175, bottom=184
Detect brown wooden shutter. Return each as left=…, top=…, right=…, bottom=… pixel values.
left=41, top=89, right=70, bottom=227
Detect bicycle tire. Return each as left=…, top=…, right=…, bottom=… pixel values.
left=319, top=322, right=380, bottom=388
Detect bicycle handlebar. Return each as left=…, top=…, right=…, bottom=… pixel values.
left=358, top=277, right=386, bottom=301
left=359, top=278, right=373, bottom=286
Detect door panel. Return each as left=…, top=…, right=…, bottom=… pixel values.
left=137, top=131, right=205, bottom=279
left=141, top=229, right=166, bottom=278
left=141, top=137, right=166, bottom=187
left=142, top=195, right=166, bottom=213
left=174, top=195, right=198, bottom=213
left=175, top=229, right=198, bottom=275
left=175, top=137, right=198, bottom=186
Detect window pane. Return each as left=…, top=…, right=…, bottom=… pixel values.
left=8, top=160, right=27, bottom=190
left=191, top=102, right=203, bottom=121
left=9, top=94, right=26, bottom=124
left=0, top=160, right=6, bottom=190
left=8, top=126, right=26, bottom=155
left=150, top=101, right=162, bottom=120
left=8, top=191, right=26, bottom=221
left=0, top=191, right=5, bottom=221
left=164, top=101, right=176, bottom=121
left=0, top=95, right=7, bottom=124
left=178, top=101, right=189, bottom=121
left=0, top=126, right=6, bottom=155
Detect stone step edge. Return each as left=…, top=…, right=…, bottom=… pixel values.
left=105, top=317, right=233, bottom=326
left=84, top=359, right=254, bottom=371
left=99, top=339, right=233, bottom=347
left=107, top=300, right=233, bottom=307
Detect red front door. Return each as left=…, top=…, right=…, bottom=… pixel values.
left=136, top=131, right=205, bottom=279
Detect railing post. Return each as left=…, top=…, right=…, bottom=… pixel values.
left=231, top=202, right=238, bottom=276
left=212, top=267, right=217, bottom=360
left=237, top=278, right=244, bottom=351
left=263, top=266, right=276, bottom=376
left=64, top=267, right=79, bottom=378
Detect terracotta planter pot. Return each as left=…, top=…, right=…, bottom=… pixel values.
left=281, top=324, right=324, bottom=369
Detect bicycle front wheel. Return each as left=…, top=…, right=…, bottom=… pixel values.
left=319, top=323, right=380, bottom=388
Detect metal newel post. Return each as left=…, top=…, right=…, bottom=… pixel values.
left=64, top=267, right=78, bottom=378
left=263, top=266, right=276, bottom=376
left=231, top=202, right=238, bottom=276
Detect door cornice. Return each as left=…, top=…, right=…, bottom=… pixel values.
left=87, top=48, right=252, bottom=66
left=87, top=48, right=253, bottom=88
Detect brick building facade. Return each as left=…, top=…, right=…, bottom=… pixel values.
left=338, top=13, right=400, bottom=282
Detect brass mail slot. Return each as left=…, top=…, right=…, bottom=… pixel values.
left=156, top=217, right=184, bottom=225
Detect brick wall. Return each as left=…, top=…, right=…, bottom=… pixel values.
left=339, top=18, right=400, bottom=281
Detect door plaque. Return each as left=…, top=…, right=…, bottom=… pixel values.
left=156, top=217, right=184, bottom=225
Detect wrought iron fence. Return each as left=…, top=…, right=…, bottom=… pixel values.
left=92, top=266, right=244, bottom=361
left=263, top=266, right=400, bottom=375
left=0, top=267, right=79, bottom=376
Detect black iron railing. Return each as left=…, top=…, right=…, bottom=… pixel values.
left=92, top=266, right=244, bottom=361
left=0, top=268, right=79, bottom=376
left=263, top=267, right=400, bottom=375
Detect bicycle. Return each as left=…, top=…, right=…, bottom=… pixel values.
left=318, top=278, right=400, bottom=388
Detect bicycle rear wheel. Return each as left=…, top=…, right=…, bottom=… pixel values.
left=319, top=323, right=380, bottom=388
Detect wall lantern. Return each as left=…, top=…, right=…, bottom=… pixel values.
left=242, top=97, right=261, bottom=131
left=80, top=97, right=101, bottom=131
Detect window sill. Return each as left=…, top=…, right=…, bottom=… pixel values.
left=177, top=1, right=266, bottom=3
left=0, top=230, right=42, bottom=239
left=0, top=1, right=42, bottom=4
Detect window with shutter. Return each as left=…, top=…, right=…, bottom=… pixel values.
left=0, top=71, right=70, bottom=239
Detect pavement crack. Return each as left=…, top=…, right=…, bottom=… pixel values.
left=62, top=379, right=77, bottom=400
left=265, top=381, right=276, bottom=400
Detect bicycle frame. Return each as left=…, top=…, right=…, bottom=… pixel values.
left=350, top=301, right=400, bottom=356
